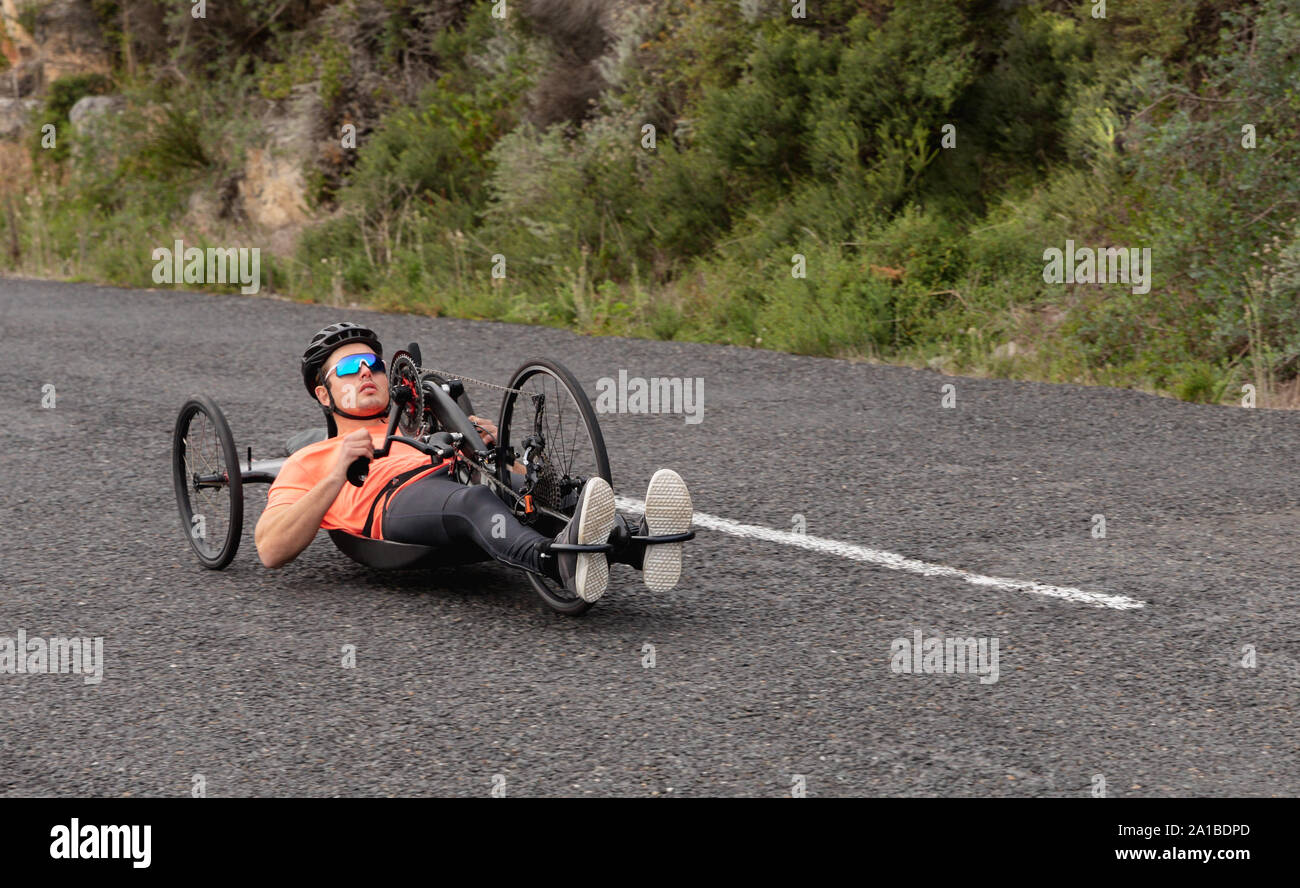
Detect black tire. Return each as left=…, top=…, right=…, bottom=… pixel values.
left=172, top=395, right=244, bottom=569
left=497, top=358, right=611, bottom=616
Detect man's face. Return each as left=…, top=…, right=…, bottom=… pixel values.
left=316, top=342, right=389, bottom=416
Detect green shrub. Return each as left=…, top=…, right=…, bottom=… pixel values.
left=1175, top=363, right=1222, bottom=404
left=17, top=0, right=1300, bottom=406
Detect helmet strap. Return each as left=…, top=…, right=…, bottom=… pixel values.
left=324, top=384, right=389, bottom=421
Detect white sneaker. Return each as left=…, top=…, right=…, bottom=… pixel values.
left=641, top=469, right=692, bottom=592
left=553, top=478, right=616, bottom=603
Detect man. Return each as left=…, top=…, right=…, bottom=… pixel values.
left=255, top=322, right=692, bottom=603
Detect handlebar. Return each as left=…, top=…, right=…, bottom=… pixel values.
left=346, top=454, right=374, bottom=487
left=343, top=376, right=487, bottom=488
left=345, top=435, right=466, bottom=487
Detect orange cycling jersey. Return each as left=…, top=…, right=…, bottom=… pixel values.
left=265, top=421, right=452, bottom=539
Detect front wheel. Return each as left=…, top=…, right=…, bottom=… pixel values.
left=497, top=358, right=611, bottom=615
left=172, top=395, right=244, bottom=569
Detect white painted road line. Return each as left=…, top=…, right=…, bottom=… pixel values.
left=616, top=496, right=1146, bottom=611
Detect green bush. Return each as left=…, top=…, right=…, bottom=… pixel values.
left=16, top=0, right=1300, bottom=406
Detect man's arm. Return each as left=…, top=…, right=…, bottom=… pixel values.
left=254, top=477, right=346, bottom=568
left=255, top=428, right=374, bottom=568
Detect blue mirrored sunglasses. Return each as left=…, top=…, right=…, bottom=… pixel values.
left=326, top=352, right=386, bottom=380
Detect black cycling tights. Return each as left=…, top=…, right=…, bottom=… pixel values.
left=382, top=474, right=553, bottom=577
left=381, top=474, right=643, bottom=580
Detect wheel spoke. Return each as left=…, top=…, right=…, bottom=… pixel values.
left=176, top=401, right=238, bottom=563
left=494, top=362, right=608, bottom=611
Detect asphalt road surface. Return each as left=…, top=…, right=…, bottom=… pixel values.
left=1, top=277, right=1296, bottom=797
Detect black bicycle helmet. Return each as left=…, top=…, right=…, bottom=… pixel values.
left=301, top=322, right=387, bottom=421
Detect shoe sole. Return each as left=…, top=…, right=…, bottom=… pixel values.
left=642, top=469, right=692, bottom=592
left=573, top=478, right=616, bottom=603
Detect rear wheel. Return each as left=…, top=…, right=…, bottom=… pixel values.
left=497, top=358, right=611, bottom=615
left=172, top=395, right=244, bottom=569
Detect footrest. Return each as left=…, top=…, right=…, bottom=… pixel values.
left=547, top=541, right=615, bottom=553
left=632, top=530, right=696, bottom=545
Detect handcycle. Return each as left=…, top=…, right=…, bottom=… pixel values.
left=171, top=344, right=692, bottom=615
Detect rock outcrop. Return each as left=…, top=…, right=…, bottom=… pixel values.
left=0, top=0, right=111, bottom=96
left=0, top=96, right=39, bottom=139
left=67, top=93, right=120, bottom=132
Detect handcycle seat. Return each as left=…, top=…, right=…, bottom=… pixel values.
left=327, top=530, right=492, bottom=570
left=286, top=427, right=329, bottom=455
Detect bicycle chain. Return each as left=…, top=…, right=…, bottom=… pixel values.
left=415, top=366, right=541, bottom=401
